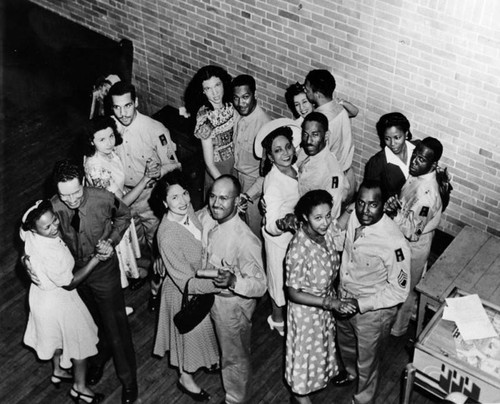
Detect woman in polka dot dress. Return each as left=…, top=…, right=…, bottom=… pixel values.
left=285, top=190, right=355, bottom=403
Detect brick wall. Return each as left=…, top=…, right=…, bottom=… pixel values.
left=30, top=0, right=500, bottom=237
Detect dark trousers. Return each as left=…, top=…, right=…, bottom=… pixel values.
left=77, top=256, right=137, bottom=388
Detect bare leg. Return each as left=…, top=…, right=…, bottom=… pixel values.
left=52, top=349, right=72, bottom=378
left=291, top=393, right=312, bottom=404
left=179, top=370, right=201, bottom=393
left=72, top=358, right=95, bottom=396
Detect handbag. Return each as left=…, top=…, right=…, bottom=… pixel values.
left=174, top=278, right=214, bottom=334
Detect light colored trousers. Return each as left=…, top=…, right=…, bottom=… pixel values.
left=211, top=295, right=257, bottom=404
left=391, top=231, right=434, bottom=336
left=337, top=306, right=397, bottom=404
left=237, top=171, right=262, bottom=238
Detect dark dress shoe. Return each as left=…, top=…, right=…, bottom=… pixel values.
left=331, top=369, right=355, bottom=386
left=148, top=292, right=160, bottom=313
left=122, top=386, right=138, bottom=404
left=87, top=364, right=104, bottom=386
left=176, top=381, right=210, bottom=402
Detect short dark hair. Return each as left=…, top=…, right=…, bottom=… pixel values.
left=284, top=82, right=306, bottom=119
left=108, top=81, right=136, bottom=101
left=295, top=190, right=333, bottom=223
left=376, top=112, right=412, bottom=148
left=214, top=174, right=241, bottom=195
left=53, top=160, right=83, bottom=186
left=420, top=137, right=443, bottom=162
left=232, top=74, right=256, bottom=94
left=302, top=111, right=329, bottom=132
left=358, top=180, right=384, bottom=202
left=260, top=126, right=295, bottom=177
left=21, top=199, right=54, bottom=232
left=84, top=116, right=122, bottom=157
left=305, top=69, right=336, bottom=98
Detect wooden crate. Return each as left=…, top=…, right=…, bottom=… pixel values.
left=411, top=289, right=500, bottom=402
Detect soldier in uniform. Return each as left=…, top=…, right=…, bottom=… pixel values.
left=385, top=137, right=451, bottom=337
left=335, top=180, right=411, bottom=404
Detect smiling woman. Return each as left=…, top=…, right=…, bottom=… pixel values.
left=184, top=65, right=235, bottom=199
left=152, top=170, right=219, bottom=402
left=364, top=112, right=416, bottom=200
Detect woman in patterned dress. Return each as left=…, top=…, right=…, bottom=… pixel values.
left=285, top=190, right=355, bottom=404
left=83, top=116, right=157, bottom=287
left=152, top=170, right=219, bottom=401
left=185, top=65, right=235, bottom=198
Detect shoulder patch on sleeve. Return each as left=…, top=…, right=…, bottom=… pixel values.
left=159, top=134, right=167, bottom=146
left=398, top=269, right=408, bottom=288
left=419, top=206, right=429, bottom=217
left=395, top=248, right=405, bottom=262
left=331, top=176, right=339, bottom=189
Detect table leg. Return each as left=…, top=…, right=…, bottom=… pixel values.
left=401, top=363, right=416, bottom=404
left=416, top=294, right=429, bottom=337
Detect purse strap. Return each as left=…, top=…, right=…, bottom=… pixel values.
left=181, top=278, right=193, bottom=308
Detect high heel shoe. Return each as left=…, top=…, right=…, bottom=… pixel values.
left=69, top=387, right=104, bottom=403
left=176, top=381, right=210, bottom=402
left=51, top=373, right=73, bottom=389
left=267, top=315, right=285, bottom=337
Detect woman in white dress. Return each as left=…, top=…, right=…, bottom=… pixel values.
left=83, top=116, right=156, bottom=290
left=254, top=118, right=302, bottom=336
left=22, top=200, right=104, bottom=403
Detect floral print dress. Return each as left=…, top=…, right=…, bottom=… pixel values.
left=285, top=225, right=343, bottom=395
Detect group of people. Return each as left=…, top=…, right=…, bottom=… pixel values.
left=19, top=63, right=452, bottom=404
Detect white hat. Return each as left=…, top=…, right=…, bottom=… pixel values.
left=105, top=74, right=121, bottom=85
left=254, top=118, right=302, bottom=159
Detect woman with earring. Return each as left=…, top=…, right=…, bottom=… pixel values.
left=152, top=170, right=219, bottom=402
left=184, top=65, right=235, bottom=198
left=254, top=119, right=302, bottom=336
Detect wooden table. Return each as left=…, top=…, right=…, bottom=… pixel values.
left=415, top=226, right=500, bottom=336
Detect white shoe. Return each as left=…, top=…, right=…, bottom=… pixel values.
left=125, top=306, right=134, bottom=316
left=267, top=315, right=285, bottom=337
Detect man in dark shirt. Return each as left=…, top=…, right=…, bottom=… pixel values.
left=50, top=160, right=138, bottom=404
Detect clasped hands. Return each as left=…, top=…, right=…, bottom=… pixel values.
left=210, top=260, right=237, bottom=289
left=323, top=296, right=358, bottom=316
left=23, top=239, right=113, bottom=286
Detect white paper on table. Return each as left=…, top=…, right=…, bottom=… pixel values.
left=444, top=294, right=498, bottom=341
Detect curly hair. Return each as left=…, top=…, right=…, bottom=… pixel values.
left=84, top=116, right=122, bottom=157
left=284, top=82, right=305, bottom=119
left=294, top=190, right=333, bottom=223
left=260, top=126, right=296, bottom=177
left=184, top=65, right=233, bottom=116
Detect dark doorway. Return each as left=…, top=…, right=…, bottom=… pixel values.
left=1, top=0, right=132, bottom=264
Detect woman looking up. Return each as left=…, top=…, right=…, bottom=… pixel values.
left=254, top=119, right=302, bottom=336
left=152, top=170, right=220, bottom=401
left=285, top=190, right=355, bottom=404
left=184, top=65, right=235, bottom=198
left=21, top=200, right=104, bottom=403
left=284, top=83, right=314, bottom=125
left=364, top=112, right=416, bottom=200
